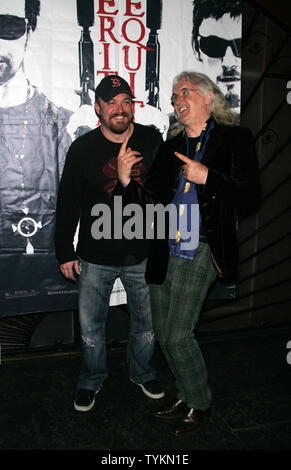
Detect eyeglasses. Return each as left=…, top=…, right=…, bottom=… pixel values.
left=0, top=15, right=28, bottom=40
left=171, top=88, right=196, bottom=106
left=199, top=35, right=241, bottom=59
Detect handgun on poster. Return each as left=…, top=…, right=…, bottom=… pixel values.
left=145, top=0, right=163, bottom=109
left=77, top=0, right=95, bottom=106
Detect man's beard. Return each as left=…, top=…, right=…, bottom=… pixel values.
left=109, top=113, right=132, bottom=134
left=219, top=82, right=240, bottom=109
left=224, top=87, right=240, bottom=109
left=0, top=57, right=14, bottom=85
left=217, top=65, right=240, bottom=109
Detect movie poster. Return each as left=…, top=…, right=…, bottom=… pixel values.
left=0, top=0, right=242, bottom=316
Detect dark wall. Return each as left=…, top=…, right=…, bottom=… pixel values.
left=253, top=0, right=291, bottom=28
left=199, top=0, right=291, bottom=333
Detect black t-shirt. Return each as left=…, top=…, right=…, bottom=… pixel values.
left=55, top=123, right=163, bottom=266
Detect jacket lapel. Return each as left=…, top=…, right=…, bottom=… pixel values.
left=167, top=124, right=233, bottom=168
left=201, top=125, right=230, bottom=165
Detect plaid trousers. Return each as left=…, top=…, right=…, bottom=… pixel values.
left=150, top=242, right=217, bottom=410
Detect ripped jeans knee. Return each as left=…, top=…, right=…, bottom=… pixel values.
left=145, top=331, right=155, bottom=344
left=81, top=335, right=95, bottom=348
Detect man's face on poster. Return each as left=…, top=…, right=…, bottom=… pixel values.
left=0, top=1, right=28, bottom=85
left=195, top=13, right=241, bottom=110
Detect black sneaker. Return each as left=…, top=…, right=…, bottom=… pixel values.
left=137, top=380, right=165, bottom=399
left=74, top=388, right=99, bottom=412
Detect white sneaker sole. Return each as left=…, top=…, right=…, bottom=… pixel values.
left=74, top=390, right=99, bottom=412
left=138, top=383, right=165, bottom=400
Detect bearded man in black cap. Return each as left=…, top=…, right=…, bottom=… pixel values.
left=55, top=74, right=164, bottom=412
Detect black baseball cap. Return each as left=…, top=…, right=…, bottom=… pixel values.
left=95, top=75, right=135, bottom=102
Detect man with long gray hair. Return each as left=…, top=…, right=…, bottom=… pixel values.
left=116, top=71, right=260, bottom=436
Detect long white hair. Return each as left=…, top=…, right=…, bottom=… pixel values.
left=169, top=71, right=237, bottom=137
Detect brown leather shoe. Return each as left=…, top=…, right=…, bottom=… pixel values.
left=171, top=408, right=210, bottom=436
left=153, top=399, right=189, bottom=419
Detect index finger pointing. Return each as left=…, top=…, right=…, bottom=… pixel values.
left=121, top=137, right=129, bottom=150
left=174, top=152, right=192, bottom=164
left=118, top=137, right=129, bottom=159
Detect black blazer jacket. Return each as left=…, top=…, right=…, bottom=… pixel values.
left=116, top=124, right=260, bottom=284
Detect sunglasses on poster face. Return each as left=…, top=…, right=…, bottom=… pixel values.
left=199, top=35, right=241, bottom=59
left=0, top=15, right=28, bottom=40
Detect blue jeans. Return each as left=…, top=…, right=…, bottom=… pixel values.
left=77, top=258, right=156, bottom=391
